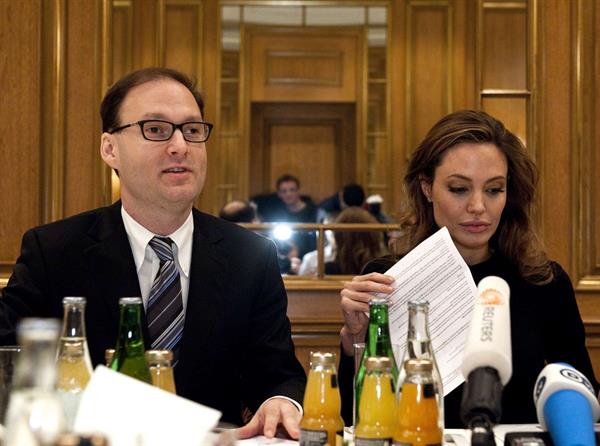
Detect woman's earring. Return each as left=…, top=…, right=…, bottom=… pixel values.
left=426, top=195, right=432, bottom=203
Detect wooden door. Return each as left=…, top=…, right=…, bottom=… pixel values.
left=250, top=103, right=356, bottom=202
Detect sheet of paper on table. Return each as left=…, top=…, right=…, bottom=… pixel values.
left=380, top=226, right=477, bottom=395
left=74, top=366, right=222, bottom=446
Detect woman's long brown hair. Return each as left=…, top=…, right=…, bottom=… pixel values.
left=397, top=110, right=553, bottom=284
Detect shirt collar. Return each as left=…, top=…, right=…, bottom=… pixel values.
left=121, top=206, right=194, bottom=278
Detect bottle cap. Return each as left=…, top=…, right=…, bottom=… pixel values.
left=105, top=348, right=115, bottom=365
left=118, top=297, right=142, bottom=305
left=62, top=296, right=86, bottom=306
left=145, top=349, right=174, bottom=364
left=309, top=352, right=336, bottom=367
left=365, top=356, right=392, bottom=371
left=404, top=358, right=433, bottom=373
left=18, top=318, right=60, bottom=342
left=369, top=297, right=389, bottom=306
left=407, top=300, right=429, bottom=311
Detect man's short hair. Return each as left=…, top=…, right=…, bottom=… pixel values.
left=100, top=67, right=205, bottom=133
left=276, top=174, right=300, bottom=190
left=341, top=183, right=365, bottom=207
left=219, top=200, right=257, bottom=223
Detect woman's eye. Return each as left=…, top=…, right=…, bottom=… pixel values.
left=448, top=186, right=467, bottom=194
left=487, top=187, right=506, bottom=195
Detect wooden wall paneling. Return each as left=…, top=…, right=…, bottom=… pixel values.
left=198, top=0, right=219, bottom=214
left=481, top=5, right=527, bottom=90
left=536, top=0, right=571, bottom=269
left=131, top=0, right=159, bottom=69
left=478, top=1, right=529, bottom=145
left=0, top=0, right=43, bottom=286
left=111, top=0, right=134, bottom=82
left=246, top=27, right=362, bottom=103
left=406, top=0, right=452, bottom=154
left=64, top=0, right=106, bottom=216
left=571, top=0, right=600, bottom=292
left=481, top=97, right=528, bottom=142
left=287, top=286, right=346, bottom=374
left=451, top=0, right=476, bottom=111
left=159, top=0, right=203, bottom=78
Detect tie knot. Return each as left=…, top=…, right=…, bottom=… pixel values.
left=149, top=237, right=175, bottom=262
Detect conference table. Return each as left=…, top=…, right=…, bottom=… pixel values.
left=205, top=424, right=557, bottom=445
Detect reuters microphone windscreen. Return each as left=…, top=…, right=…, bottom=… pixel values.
left=461, top=276, right=512, bottom=385
left=533, top=363, right=600, bottom=446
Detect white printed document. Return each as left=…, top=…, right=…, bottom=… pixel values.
left=382, top=227, right=476, bottom=394
left=74, top=366, right=222, bottom=446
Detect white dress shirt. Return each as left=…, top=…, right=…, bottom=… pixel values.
left=121, top=206, right=193, bottom=311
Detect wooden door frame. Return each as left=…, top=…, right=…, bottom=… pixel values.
left=249, top=103, right=356, bottom=197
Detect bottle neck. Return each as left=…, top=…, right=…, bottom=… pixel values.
left=61, top=304, right=87, bottom=339
left=367, top=305, right=392, bottom=349
left=407, top=306, right=431, bottom=342
left=115, top=304, right=146, bottom=354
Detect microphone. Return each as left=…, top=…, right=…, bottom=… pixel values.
left=460, top=276, right=512, bottom=446
left=533, top=363, right=600, bottom=446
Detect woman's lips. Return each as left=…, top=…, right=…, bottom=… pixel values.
left=461, top=222, right=490, bottom=233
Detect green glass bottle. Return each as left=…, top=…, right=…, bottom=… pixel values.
left=109, top=297, right=152, bottom=384
left=354, top=298, right=398, bottom=426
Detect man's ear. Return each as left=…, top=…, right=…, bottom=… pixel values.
left=420, top=177, right=433, bottom=203
left=100, top=133, right=118, bottom=169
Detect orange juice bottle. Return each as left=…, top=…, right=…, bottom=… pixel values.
left=354, top=356, right=396, bottom=446
left=394, top=359, right=442, bottom=446
left=299, top=352, right=344, bottom=446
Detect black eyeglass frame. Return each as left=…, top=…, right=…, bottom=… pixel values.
left=109, top=119, right=214, bottom=143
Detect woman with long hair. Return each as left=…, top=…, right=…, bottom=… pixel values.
left=325, top=207, right=388, bottom=275
left=339, top=110, right=598, bottom=426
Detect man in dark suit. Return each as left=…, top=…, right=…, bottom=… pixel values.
left=0, top=67, right=306, bottom=439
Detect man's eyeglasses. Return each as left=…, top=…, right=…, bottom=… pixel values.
left=109, top=120, right=213, bottom=143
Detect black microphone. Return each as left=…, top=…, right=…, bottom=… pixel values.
left=460, top=276, right=512, bottom=446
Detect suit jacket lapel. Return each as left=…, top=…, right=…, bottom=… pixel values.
left=83, top=201, right=142, bottom=330
left=180, top=210, right=226, bottom=357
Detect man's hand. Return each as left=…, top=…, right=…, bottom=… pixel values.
left=236, top=398, right=301, bottom=440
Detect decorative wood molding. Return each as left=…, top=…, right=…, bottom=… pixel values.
left=41, top=0, right=67, bottom=223
left=571, top=0, right=600, bottom=290
left=265, top=50, right=343, bottom=86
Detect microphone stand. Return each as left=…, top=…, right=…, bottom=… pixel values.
left=461, top=367, right=503, bottom=446
left=468, top=415, right=495, bottom=446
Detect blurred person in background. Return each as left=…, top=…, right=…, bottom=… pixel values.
left=325, top=207, right=388, bottom=275
left=219, top=200, right=259, bottom=223
left=268, top=174, right=317, bottom=259
left=298, top=211, right=338, bottom=276
left=318, top=183, right=366, bottom=222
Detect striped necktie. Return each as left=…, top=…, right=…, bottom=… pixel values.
left=147, top=236, right=184, bottom=364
